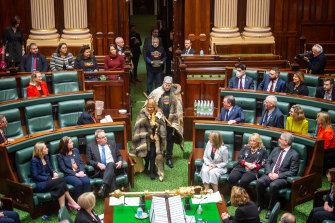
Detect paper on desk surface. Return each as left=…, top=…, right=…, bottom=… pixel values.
left=109, top=196, right=125, bottom=206
left=191, top=191, right=222, bottom=204
left=125, top=197, right=140, bottom=206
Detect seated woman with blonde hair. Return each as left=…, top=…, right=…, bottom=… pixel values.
left=221, top=186, right=260, bottom=223
left=286, top=105, right=308, bottom=134
left=74, top=192, right=101, bottom=223
left=26, top=71, right=49, bottom=97
left=200, top=131, right=228, bottom=192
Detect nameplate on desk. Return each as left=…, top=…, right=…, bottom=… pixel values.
left=191, top=191, right=222, bottom=204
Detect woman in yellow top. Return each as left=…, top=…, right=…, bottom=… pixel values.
left=286, top=105, right=308, bottom=134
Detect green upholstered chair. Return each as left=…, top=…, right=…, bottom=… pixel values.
left=15, top=146, right=53, bottom=207
left=194, top=130, right=234, bottom=185
left=58, top=206, right=74, bottom=223
left=25, top=103, right=55, bottom=134
left=85, top=133, right=129, bottom=189
left=20, top=74, right=47, bottom=98
left=261, top=202, right=280, bottom=223
left=232, top=69, right=258, bottom=89
left=276, top=101, right=290, bottom=127
left=304, top=74, right=320, bottom=97
left=58, top=99, right=85, bottom=128
left=242, top=133, right=272, bottom=155
left=0, top=108, right=24, bottom=139
left=0, top=77, right=18, bottom=102
left=235, top=97, right=256, bottom=124
left=48, top=137, right=102, bottom=188
left=296, top=104, right=322, bottom=135
left=52, top=71, right=79, bottom=94
left=264, top=71, right=289, bottom=83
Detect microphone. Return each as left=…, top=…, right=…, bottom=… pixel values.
left=188, top=193, right=209, bottom=223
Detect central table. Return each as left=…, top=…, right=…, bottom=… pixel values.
left=104, top=194, right=227, bottom=223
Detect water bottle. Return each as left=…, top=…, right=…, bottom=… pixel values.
left=197, top=205, right=203, bottom=222
left=200, top=49, right=204, bottom=56
left=137, top=206, right=143, bottom=218
left=194, top=100, right=197, bottom=111
left=200, top=100, right=204, bottom=115
left=208, top=100, right=212, bottom=116
left=197, top=100, right=201, bottom=115
left=210, top=100, right=214, bottom=116
left=204, top=101, right=208, bottom=115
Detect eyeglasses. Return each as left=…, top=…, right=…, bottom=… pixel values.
left=1, top=120, right=7, bottom=124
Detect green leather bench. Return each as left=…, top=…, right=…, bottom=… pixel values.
left=0, top=77, right=18, bottom=102
left=235, top=97, right=256, bottom=124
left=0, top=108, right=24, bottom=139
left=58, top=99, right=85, bottom=128
left=25, top=103, right=55, bottom=134
left=20, top=74, right=47, bottom=98
left=304, top=74, right=320, bottom=97
left=52, top=71, right=79, bottom=94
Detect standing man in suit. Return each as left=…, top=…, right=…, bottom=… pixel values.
left=19, top=43, right=48, bottom=72
left=0, top=114, right=13, bottom=144
left=143, top=28, right=162, bottom=62
left=129, top=25, right=142, bottom=82
left=217, top=95, right=245, bottom=124
left=257, top=95, right=284, bottom=129
left=257, top=67, right=286, bottom=92
left=228, top=64, right=254, bottom=90
left=315, top=77, right=335, bottom=101
left=86, top=129, right=123, bottom=197
left=256, top=132, right=299, bottom=219
left=182, top=39, right=197, bottom=55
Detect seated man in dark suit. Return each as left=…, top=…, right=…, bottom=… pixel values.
left=257, top=95, right=284, bottom=129
left=19, top=43, right=48, bottom=72
left=315, top=77, right=335, bottom=101
left=86, top=129, right=123, bottom=197
left=0, top=199, right=21, bottom=223
left=256, top=132, right=299, bottom=219
left=228, top=64, right=254, bottom=90
left=217, top=95, right=245, bottom=124
left=0, top=114, right=13, bottom=144
left=257, top=67, right=286, bottom=92
left=182, top=39, right=197, bottom=55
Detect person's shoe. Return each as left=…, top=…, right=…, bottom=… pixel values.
left=150, top=173, right=156, bottom=180
left=166, top=159, right=174, bottom=168
left=98, top=184, right=107, bottom=197
left=265, top=210, right=272, bottom=219
left=257, top=205, right=264, bottom=213
left=226, top=200, right=231, bottom=207
left=67, top=202, right=80, bottom=210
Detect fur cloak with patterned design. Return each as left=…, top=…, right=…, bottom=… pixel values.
left=148, top=83, right=184, bottom=150
left=129, top=107, right=166, bottom=181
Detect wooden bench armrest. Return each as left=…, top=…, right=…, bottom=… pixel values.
left=313, top=189, right=330, bottom=208
left=0, top=197, right=13, bottom=211
left=188, top=151, right=194, bottom=186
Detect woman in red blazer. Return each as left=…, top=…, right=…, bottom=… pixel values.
left=27, top=71, right=49, bottom=97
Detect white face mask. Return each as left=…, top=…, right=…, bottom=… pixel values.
left=236, top=71, right=243, bottom=78
left=153, top=43, right=158, bottom=48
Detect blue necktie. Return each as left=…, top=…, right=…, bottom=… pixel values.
left=101, top=145, right=106, bottom=166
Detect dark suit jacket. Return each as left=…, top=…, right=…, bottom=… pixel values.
left=142, top=36, right=163, bottom=62
left=222, top=201, right=260, bottom=223
left=86, top=139, right=123, bottom=177
left=0, top=131, right=6, bottom=144
left=315, top=86, right=335, bottom=101
left=286, top=82, right=309, bottom=96
left=264, top=147, right=299, bottom=179
left=74, top=209, right=101, bottom=223
left=257, top=75, right=286, bottom=92
left=228, top=76, right=254, bottom=90
left=30, top=155, right=55, bottom=192
left=182, top=48, right=198, bottom=54
left=217, top=105, right=245, bottom=122
left=77, top=111, right=95, bottom=125
left=57, top=148, right=86, bottom=176
left=19, top=53, right=48, bottom=72
left=257, top=107, right=284, bottom=129
left=307, top=53, right=326, bottom=74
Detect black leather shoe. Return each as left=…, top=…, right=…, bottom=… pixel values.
left=265, top=210, right=272, bottom=219
left=98, top=184, right=106, bottom=197
left=257, top=206, right=264, bottom=213
left=166, top=159, right=174, bottom=168
left=226, top=200, right=231, bottom=207
left=150, top=173, right=156, bottom=180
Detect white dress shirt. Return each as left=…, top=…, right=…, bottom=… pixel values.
left=98, top=144, right=114, bottom=164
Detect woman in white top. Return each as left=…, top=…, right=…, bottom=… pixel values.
left=200, top=131, right=229, bottom=192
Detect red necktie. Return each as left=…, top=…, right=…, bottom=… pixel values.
left=33, top=57, right=37, bottom=71
left=269, top=80, right=274, bottom=92
left=91, top=115, right=96, bottom=123
left=273, top=150, right=284, bottom=174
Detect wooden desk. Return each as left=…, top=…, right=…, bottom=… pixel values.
left=96, top=109, right=132, bottom=141
left=104, top=194, right=227, bottom=223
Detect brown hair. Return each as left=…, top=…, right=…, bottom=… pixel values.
left=109, top=44, right=117, bottom=55
left=248, top=133, right=264, bottom=149
left=294, top=71, right=305, bottom=84
left=84, top=100, right=95, bottom=113
left=57, top=136, right=72, bottom=155
left=291, top=105, right=305, bottom=122
left=56, top=43, right=68, bottom=57
left=77, top=192, right=96, bottom=210
left=209, top=131, right=224, bottom=149
left=324, top=77, right=334, bottom=85
left=32, top=142, right=46, bottom=159
left=78, top=45, right=91, bottom=60
left=317, top=111, right=331, bottom=128
left=230, top=186, right=250, bottom=206
left=326, top=168, right=335, bottom=182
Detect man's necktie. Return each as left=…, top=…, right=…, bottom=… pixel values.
left=225, top=110, right=229, bottom=121
left=101, top=145, right=106, bottom=166
left=273, top=150, right=285, bottom=174
left=239, top=78, right=243, bottom=89
left=262, top=110, right=269, bottom=126
left=269, top=80, right=274, bottom=92
left=1, top=131, right=6, bottom=142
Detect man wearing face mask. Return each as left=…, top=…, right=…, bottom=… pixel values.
left=145, top=37, right=166, bottom=94
left=149, top=76, right=184, bottom=168
left=257, top=67, right=286, bottom=92
left=228, top=64, right=254, bottom=90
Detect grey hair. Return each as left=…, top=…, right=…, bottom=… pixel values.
left=266, top=95, right=277, bottom=106
left=94, top=129, right=105, bottom=138
left=281, top=132, right=294, bottom=145
left=280, top=212, right=296, bottom=223
left=312, top=44, right=323, bottom=53
left=115, top=37, right=124, bottom=44
left=152, top=37, right=159, bottom=42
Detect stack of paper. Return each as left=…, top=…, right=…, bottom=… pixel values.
left=150, top=196, right=169, bottom=223
left=191, top=191, right=222, bottom=204
left=168, top=195, right=186, bottom=223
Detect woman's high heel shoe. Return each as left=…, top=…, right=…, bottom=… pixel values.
left=67, top=202, right=80, bottom=210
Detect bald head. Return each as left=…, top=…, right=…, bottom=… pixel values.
left=280, top=213, right=295, bottom=223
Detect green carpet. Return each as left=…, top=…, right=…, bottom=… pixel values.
left=13, top=14, right=329, bottom=223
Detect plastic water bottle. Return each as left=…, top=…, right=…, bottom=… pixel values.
left=208, top=100, right=212, bottom=116
left=197, top=205, right=203, bottom=222
left=137, top=206, right=143, bottom=218
left=204, top=101, right=208, bottom=115
left=197, top=100, right=201, bottom=115
left=210, top=100, right=214, bottom=116
left=200, top=100, right=204, bottom=115
left=194, top=100, right=197, bottom=111
left=200, top=49, right=204, bottom=56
